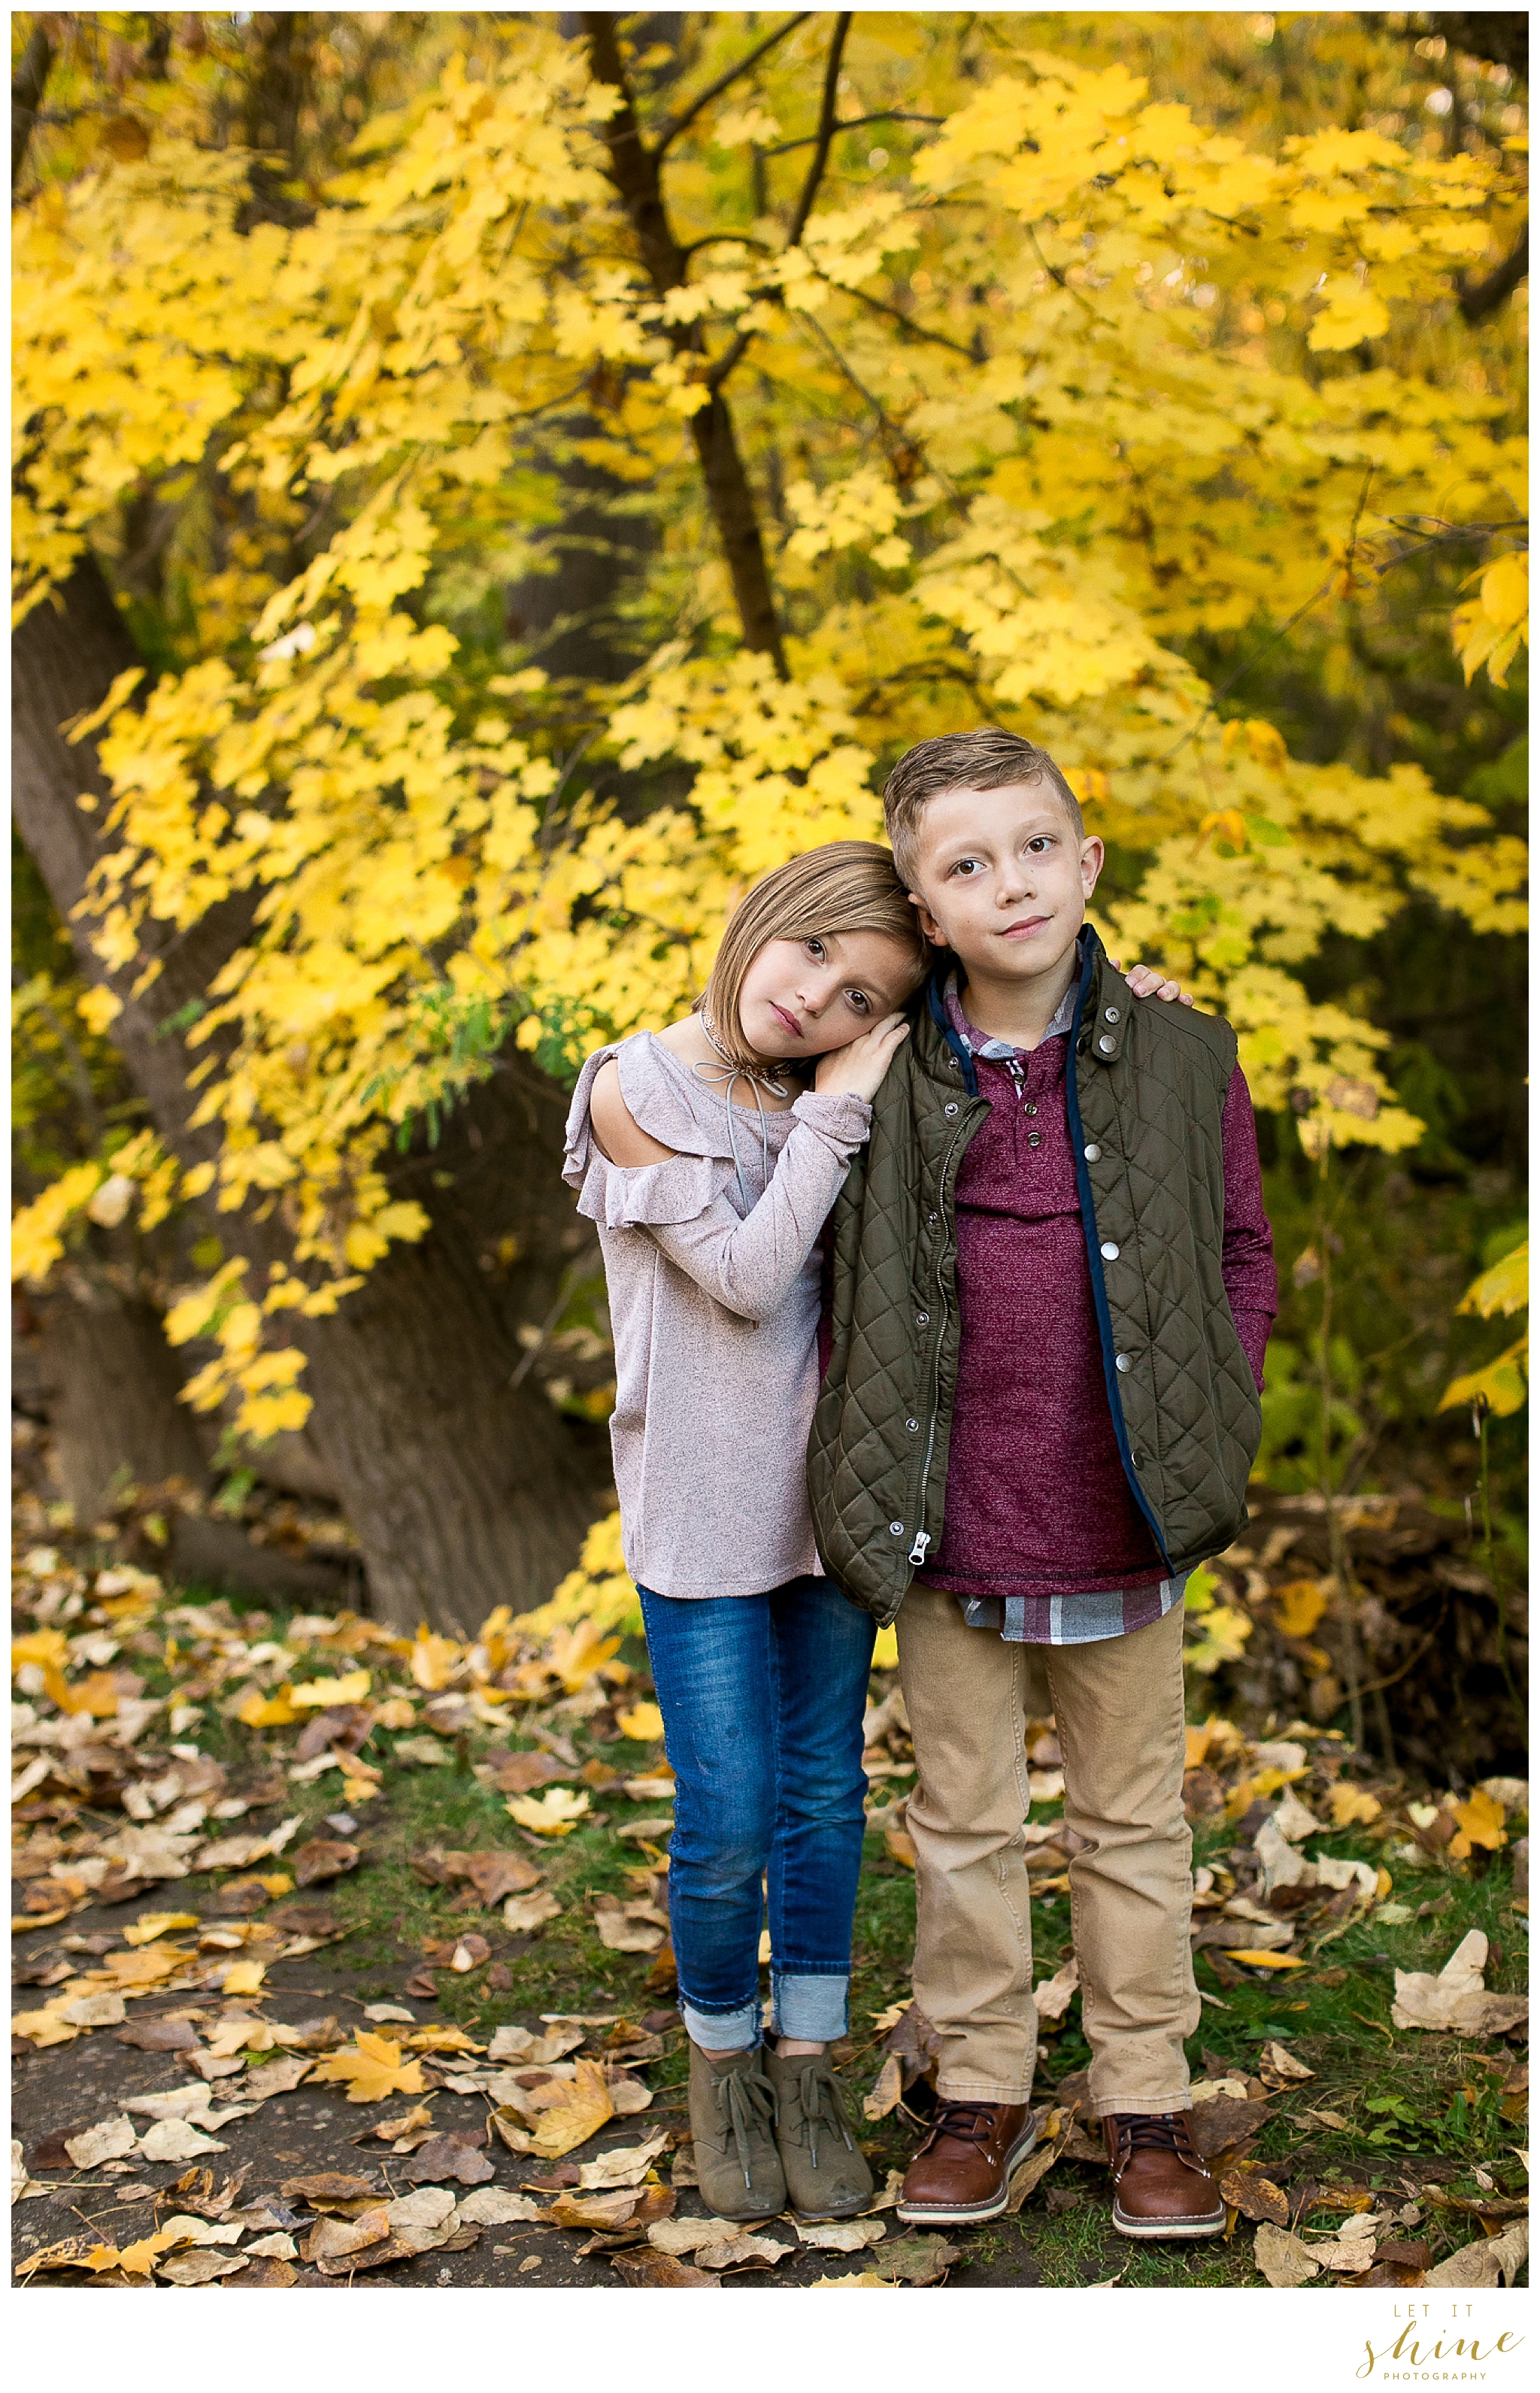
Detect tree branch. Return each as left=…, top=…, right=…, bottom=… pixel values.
left=1460, top=228, right=1529, bottom=324
left=785, top=13, right=853, bottom=251
left=759, top=108, right=942, bottom=159
left=11, top=18, right=53, bottom=196
left=653, top=12, right=812, bottom=157
left=841, top=283, right=979, bottom=359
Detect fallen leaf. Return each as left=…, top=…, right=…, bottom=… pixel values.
left=865, top=2234, right=960, bottom=2285
left=402, top=2134, right=496, bottom=2187
left=291, top=1837, right=359, bottom=1887
left=158, top=2250, right=248, bottom=2285
left=1260, top=2040, right=1316, bottom=2084
left=1254, top=2222, right=1322, bottom=2285
left=1033, top=1955, right=1080, bottom=2021
left=504, top=1889, right=562, bottom=1934
left=863, top=2053, right=904, bottom=2122
left=610, top=2245, right=719, bottom=2287
left=796, top=2217, right=887, bottom=2252
left=1329, top=1784, right=1382, bottom=1828
left=545, top=2187, right=648, bottom=2232
left=123, top=1911, right=200, bottom=1946
left=1220, top=2167, right=1290, bottom=2227
left=529, top=2058, right=614, bottom=2158
left=464, top=1852, right=541, bottom=1904
left=616, top=1702, right=664, bottom=1742
left=1391, top=1929, right=1529, bottom=2036
left=290, top=1671, right=372, bottom=1709
left=607, top=2071, right=653, bottom=2115
left=63, top=2117, right=138, bottom=2168
left=311, top=2031, right=426, bottom=2104
left=505, top=1786, right=590, bottom=1836
left=116, top=2016, right=200, bottom=2052
left=138, top=2119, right=227, bottom=2161
left=577, top=2132, right=670, bottom=2189
left=595, top=1901, right=665, bottom=1953
left=303, top=2204, right=393, bottom=2264
left=363, top=2003, right=417, bottom=2024
left=221, top=1959, right=267, bottom=1997
left=280, top=2172, right=380, bottom=2203
left=1006, top=2142, right=1060, bottom=2212
left=314, top=2234, right=418, bottom=2277
left=455, top=2188, right=541, bottom=2225
left=244, top=2231, right=298, bottom=2258
left=1222, top=1950, right=1308, bottom=1971
left=243, top=2055, right=313, bottom=2102
left=450, top=1934, right=491, bottom=1973
left=490, top=1752, right=567, bottom=1796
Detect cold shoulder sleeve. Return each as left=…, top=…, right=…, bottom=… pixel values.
left=563, top=1040, right=872, bottom=1319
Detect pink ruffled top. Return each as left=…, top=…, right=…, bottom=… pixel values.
left=562, top=1032, right=871, bottom=1600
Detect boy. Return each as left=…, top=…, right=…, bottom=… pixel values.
left=808, top=727, right=1275, bottom=2236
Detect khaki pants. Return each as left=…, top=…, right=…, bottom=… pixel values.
left=896, top=1585, right=1198, bottom=2117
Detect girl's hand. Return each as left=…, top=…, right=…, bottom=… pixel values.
left=814, top=1012, right=911, bottom=1103
left=1114, top=959, right=1195, bottom=1008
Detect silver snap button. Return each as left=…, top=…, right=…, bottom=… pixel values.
left=1129, top=1452, right=1141, bottom=1469
left=889, top=1521, right=905, bottom=1537
left=916, top=1311, right=930, bottom=1327
left=944, top=1102, right=959, bottom=1118
left=927, top=1212, right=939, bottom=1226
left=1101, top=1241, right=1120, bottom=1260
left=1115, top=1352, right=1132, bottom=1372
left=1097, top=1035, right=1116, bottom=1056
left=1104, top=1005, right=1120, bottom=1024
left=1084, top=1143, right=1101, bottom=1162
left=905, top=1418, right=920, bottom=1433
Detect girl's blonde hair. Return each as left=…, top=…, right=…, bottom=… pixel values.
left=696, top=841, right=929, bottom=1075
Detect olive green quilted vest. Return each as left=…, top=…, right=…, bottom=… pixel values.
left=807, top=930, right=1263, bottom=1626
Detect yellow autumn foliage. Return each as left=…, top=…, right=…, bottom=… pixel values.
left=9, top=17, right=1527, bottom=1442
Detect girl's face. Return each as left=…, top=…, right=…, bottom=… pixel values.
left=736, top=932, right=920, bottom=1061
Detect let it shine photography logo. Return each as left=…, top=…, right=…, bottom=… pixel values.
left=1352, top=2300, right=1526, bottom=2382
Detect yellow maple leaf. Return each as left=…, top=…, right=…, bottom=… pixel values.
left=110, top=2230, right=186, bottom=2276
left=11, top=2000, right=80, bottom=2048
left=404, top=2024, right=485, bottom=2054
left=1329, top=1784, right=1382, bottom=1829
left=288, top=1670, right=371, bottom=1708
left=311, top=2031, right=426, bottom=2103
left=1220, top=1950, right=1308, bottom=1971
left=123, top=1912, right=200, bottom=1946
left=529, top=2058, right=614, bottom=2158
left=410, top=1630, right=462, bottom=1692
left=1448, top=1787, right=1507, bottom=1861
left=505, top=1786, right=591, bottom=1836
left=548, top=1618, right=623, bottom=1694
left=616, top=1700, right=664, bottom=1743
left=236, top=1683, right=299, bottom=1727
left=221, top=1960, right=267, bottom=1996
left=1273, top=1579, right=1329, bottom=1639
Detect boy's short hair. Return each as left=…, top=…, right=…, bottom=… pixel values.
left=883, top=726, right=1084, bottom=886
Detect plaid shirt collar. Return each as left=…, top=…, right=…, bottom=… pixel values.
left=941, top=942, right=1081, bottom=1062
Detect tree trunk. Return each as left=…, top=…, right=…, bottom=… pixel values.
left=20, top=1270, right=212, bottom=1524
left=13, top=554, right=612, bottom=1633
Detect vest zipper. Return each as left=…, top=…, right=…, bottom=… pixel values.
left=909, top=1119, right=972, bottom=1573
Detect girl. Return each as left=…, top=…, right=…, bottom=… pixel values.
left=562, top=841, right=1186, bottom=2223
left=562, top=841, right=926, bottom=2222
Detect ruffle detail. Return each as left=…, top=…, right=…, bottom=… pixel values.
left=573, top=1147, right=732, bottom=1230
left=563, top=1030, right=807, bottom=1196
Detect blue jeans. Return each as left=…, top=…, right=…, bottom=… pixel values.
left=638, top=1576, right=875, bottom=2049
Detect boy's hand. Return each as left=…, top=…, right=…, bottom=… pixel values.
left=814, top=1013, right=911, bottom=1103
left=1115, top=960, right=1194, bottom=1008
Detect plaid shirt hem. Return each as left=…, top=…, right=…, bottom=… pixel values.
left=954, top=1576, right=1190, bottom=1646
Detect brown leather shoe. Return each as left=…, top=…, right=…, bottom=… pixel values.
left=1102, top=2111, right=1225, bottom=2238
left=896, top=2100, right=1037, bottom=2226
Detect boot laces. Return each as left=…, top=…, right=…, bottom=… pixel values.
left=717, top=2061, right=777, bottom=2189
left=920, top=2099, right=999, bottom=2158
left=1112, top=2112, right=1196, bottom=2169
left=790, top=2060, right=856, bottom=2170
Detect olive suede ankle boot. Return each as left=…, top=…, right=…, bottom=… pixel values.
left=765, top=2047, right=875, bottom=2218
left=687, top=2040, right=786, bottom=2220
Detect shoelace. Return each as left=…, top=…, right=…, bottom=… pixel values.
left=717, top=2063, right=778, bottom=2190
left=1110, top=2112, right=1199, bottom=2173
left=920, top=2099, right=999, bottom=2158
left=789, top=2061, right=856, bottom=2171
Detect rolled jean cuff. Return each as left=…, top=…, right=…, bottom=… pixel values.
left=681, top=1997, right=761, bottom=2052
left=1090, top=2097, right=1193, bottom=2119
left=771, top=1970, right=848, bottom=2043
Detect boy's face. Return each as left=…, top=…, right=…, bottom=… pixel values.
left=906, top=781, right=1105, bottom=985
